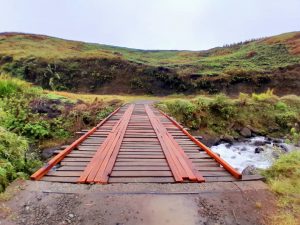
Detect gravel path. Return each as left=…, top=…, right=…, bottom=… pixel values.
left=0, top=180, right=276, bottom=225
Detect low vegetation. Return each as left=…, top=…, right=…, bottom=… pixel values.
left=158, top=92, right=300, bottom=224
left=0, top=75, right=121, bottom=191
left=157, top=90, right=300, bottom=143
left=262, top=151, right=300, bottom=225
left=0, top=33, right=299, bottom=225
left=0, top=32, right=299, bottom=95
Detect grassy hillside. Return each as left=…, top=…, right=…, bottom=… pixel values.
left=0, top=32, right=299, bottom=95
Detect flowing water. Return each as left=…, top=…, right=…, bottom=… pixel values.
left=211, top=136, right=299, bottom=172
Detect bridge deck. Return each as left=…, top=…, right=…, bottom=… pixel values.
left=31, top=104, right=261, bottom=184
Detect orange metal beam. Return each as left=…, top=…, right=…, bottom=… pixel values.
left=30, top=106, right=121, bottom=181
left=159, top=109, right=242, bottom=179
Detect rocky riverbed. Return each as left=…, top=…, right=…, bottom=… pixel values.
left=211, top=136, right=300, bottom=173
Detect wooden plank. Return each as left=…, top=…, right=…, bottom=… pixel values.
left=145, top=106, right=183, bottom=182
left=34, top=103, right=243, bottom=184
left=116, top=158, right=166, bottom=162
left=118, top=152, right=164, bottom=155
left=113, top=166, right=170, bottom=171
left=56, top=166, right=86, bottom=171
left=192, top=162, right=220, bottom=167
left=204, top=177, right=239, bottom=182
left=60, top=161, right=88, bottom=166
left=30, top=106, right=121, bottom=180
left=110, top=171, right=173, bottom=177
left=67, top=154, right=94, bottom=158
left=63, top=158, right=91, bottom=162
left=201, top=171, right=232, bottom=177
left=196, top=167, right=225, bottom=171
left=47, top=171, right=81, bottom=177
left=119, top=149, right=162, bottom=152
left=79, top=104, right=134, bottom=184
left=41, top=176, right=78, bottom=183
left=145, top=105, right=204, bottom=182
left=160, top=109, right=242, bottom=179
left=94, top=105, right=135, bottom=183
left=109, top=177, right=174, bottom=183
left=117, top=155, right=165, bottom=159
left=114, top=161, right=168, bottom=166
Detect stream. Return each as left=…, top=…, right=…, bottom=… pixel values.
left=211, top=136, right=300, bottom=173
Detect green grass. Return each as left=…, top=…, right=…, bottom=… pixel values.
left=0, top=75, right=123, bottom=192
left=1, top=32, right=299, bottom=95
left=0, top=127, right=41, bottom=192
left=262, top=151, right=300, bottom=225
left=43, top=90, right=186, bottom=104
left=0, top=31, right=299, bottom=77
left=0, top=74, right=32, bottom=97
left=157, top=91, right=300, bottom=140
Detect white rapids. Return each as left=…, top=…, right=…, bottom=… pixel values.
left=211, top=136, right=298, bottom=172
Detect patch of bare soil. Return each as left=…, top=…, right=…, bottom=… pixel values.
left=0, top=180, right=277, bottom=225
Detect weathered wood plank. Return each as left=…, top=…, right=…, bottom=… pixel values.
left=109, top=177, right=175, bottom=183
left=110, top=170, right=173, bottom=177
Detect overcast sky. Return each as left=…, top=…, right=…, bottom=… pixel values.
left=0, top=0, right=299, bottom=50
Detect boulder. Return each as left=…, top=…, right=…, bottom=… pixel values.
left=280, top=144, right=290, bottom=152
left=272, top=151, right=280, bottom=159
left=240, top=127, right=252, bottom=138
left=225, top=143, right=232, bottom=148
left=270, top=138, right=283, bottom=144
left=255, top=147, right=264, bottom=154
left=253, top=140, right=266, bottom=146
left=220, top=134, right=235, bottom=144
left=240, top=147, right=247, bottom=151
left=41, top=146, right=60, bottom=159
left=200, top=134, right=221, bottom=147
left=246, top=125, right=262, bottom=135
left=242, top=165, right=257, bottom=175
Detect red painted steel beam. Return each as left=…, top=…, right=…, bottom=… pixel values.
left=30, top=106, right=121, bottom=181
left=159, top=110, right=242, bottom=179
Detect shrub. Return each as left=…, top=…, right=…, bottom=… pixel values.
left=252, top=89, right=278, bottom=102
left=262, top=151, right=300, bottom=225
left=165, top=100, right=200, bottom=129
left=0, top=127, right=41, bottom=192
left=130, top=77, right=144, bottom=89
left=238, top=93, right=250, bottom=105
left=290, top=127, right=300, bottom=145
left=208, top=94, right=236, bottom=119
left=96, top=106, right=114, bottom=120
left=22, top=121, right=51, bottom=139
left=263, top=151, right=300, bottom=180
left=280, top=95, right=300, bottom=108
left=0, top=74, right=29, bottom=97
left=275, top=111, right=298, bottom=128
left=275, top=101, right=288, bottom=111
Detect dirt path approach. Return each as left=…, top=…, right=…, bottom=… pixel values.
left=0, top=180, right=277, bottom=225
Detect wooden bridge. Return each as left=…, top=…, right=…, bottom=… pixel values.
left=31, top=104, right=261, bottom=184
